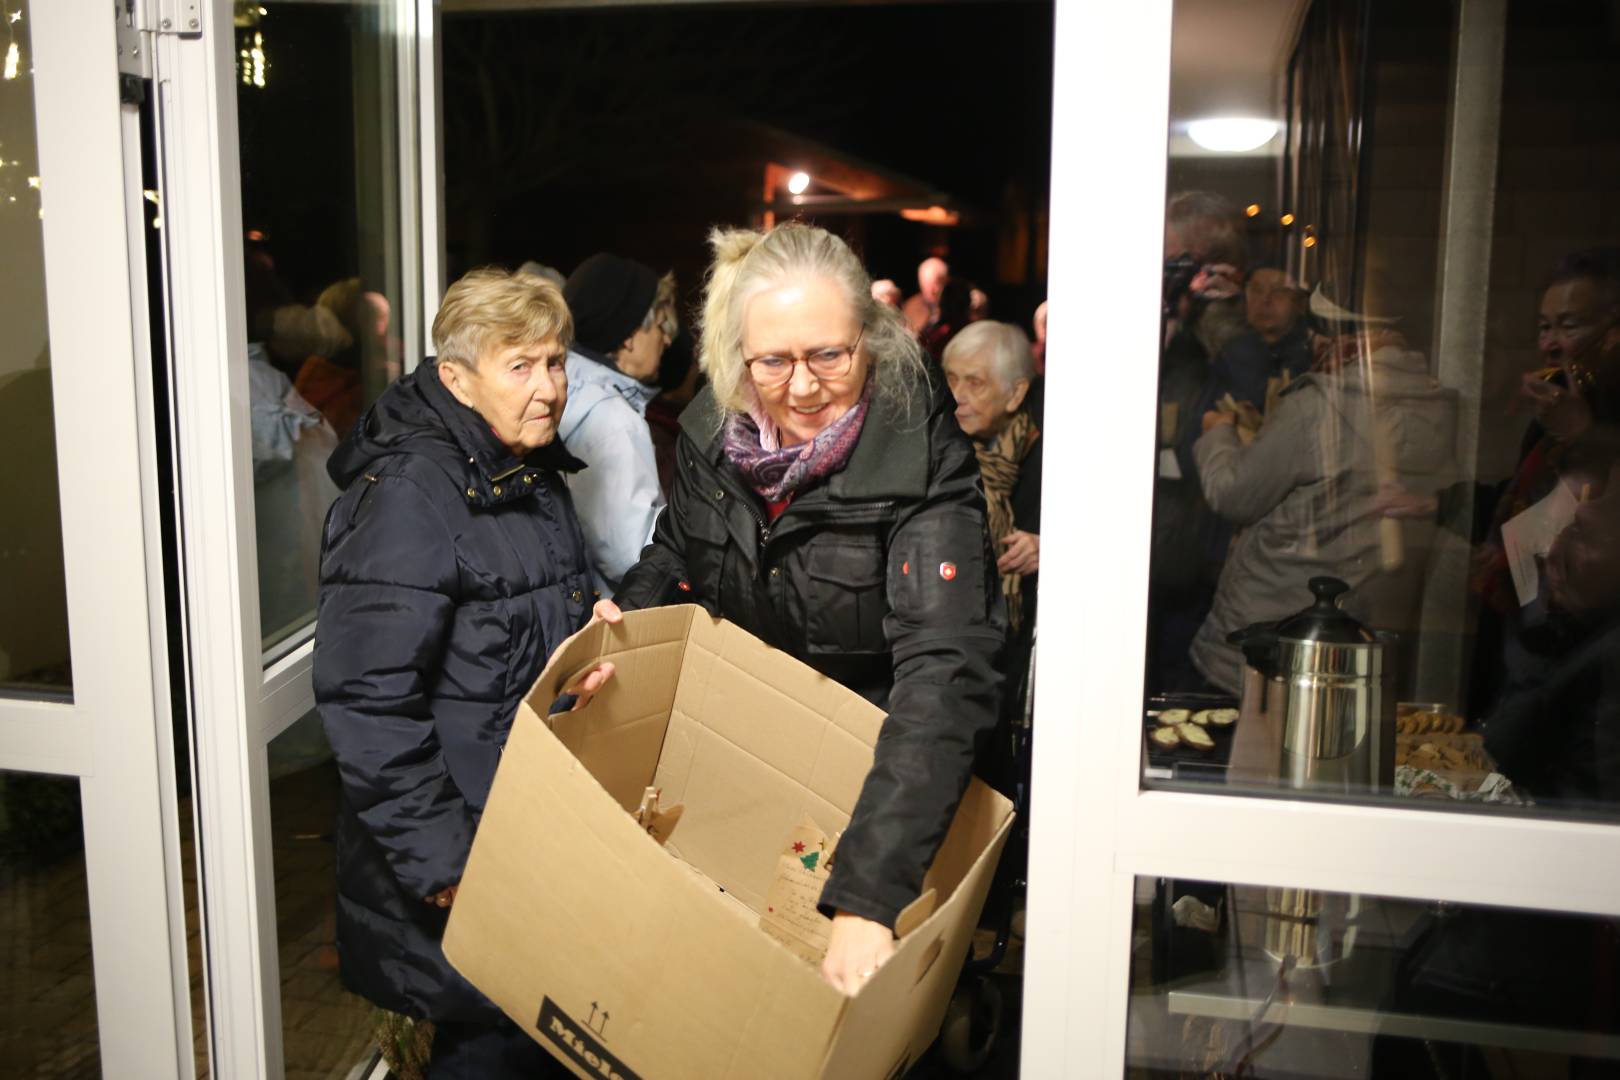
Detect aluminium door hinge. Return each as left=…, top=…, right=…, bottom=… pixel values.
left=152, top=0, right=203, bottom=37
left=115, top=0, right=149, bottom=102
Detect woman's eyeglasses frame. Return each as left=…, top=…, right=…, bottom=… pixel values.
left=743, top=327, right=866, bottom=389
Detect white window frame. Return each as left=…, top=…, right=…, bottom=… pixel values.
left=153, top=0, right=427, bottom=1074
left=1022, top=2, right=1620, bottom=1074
left=0, top=1, right=194, bottom=1074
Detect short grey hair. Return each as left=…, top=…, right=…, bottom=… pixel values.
left=699, top=222, right=926, bottom=421
left=941, top=320, right=1035, bottom=389
left=432, top=267, right=572, bottom=369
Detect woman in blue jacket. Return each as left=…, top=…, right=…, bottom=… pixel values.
left=313, top=268, right=596, bottom=1077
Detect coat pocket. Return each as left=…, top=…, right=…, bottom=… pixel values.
left=805, top=538, right=889, bottom=655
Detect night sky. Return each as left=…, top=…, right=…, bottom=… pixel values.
left=441, top=0, right=1055, bottom=322
left=235, top=2, right=1054, bottom=331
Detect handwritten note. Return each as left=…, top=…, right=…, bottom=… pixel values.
left=759, top=817, right=840, bottom=964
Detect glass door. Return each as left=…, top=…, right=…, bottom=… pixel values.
left=1027, top=0, right=1620, bottom=1074
left=148, top=0, right=432, bottom=1074
left=0, top=0, right=191, bottom=1074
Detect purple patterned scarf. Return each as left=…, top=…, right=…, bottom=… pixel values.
left=721, top=383, right=872, bottom=502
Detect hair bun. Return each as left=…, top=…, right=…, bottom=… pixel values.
left=708, top=226, right=765, bottom=268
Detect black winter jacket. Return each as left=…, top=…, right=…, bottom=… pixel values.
left=616, top=378, right=1005, bottom=928
left=313, top=362, right=592, bottom=1022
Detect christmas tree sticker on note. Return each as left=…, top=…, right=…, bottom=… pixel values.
left=759, top=817, right=839, bottom=964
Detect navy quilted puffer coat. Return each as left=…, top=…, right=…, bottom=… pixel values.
left=313, top=361, right=592, bottom=1022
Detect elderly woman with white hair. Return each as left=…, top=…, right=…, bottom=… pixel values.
left=942, top=320, right=1043, bottom=639
left=579, top=222, right=1005, bottom=994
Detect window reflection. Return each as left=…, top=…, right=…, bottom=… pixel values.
left=0, top=772, right=99, bottom=1075
left=1128, top=876, right=1620, bottom=1077
left=1145, top=0, right=1620, bottom=820
left=0, top=0, right=71, bottom=698
left=237, top=1, right=407, bottom=650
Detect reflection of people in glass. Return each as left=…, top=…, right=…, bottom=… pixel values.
left=293, top=277, right=392, bottom=439
left=1194, top=266, right=1311, bottom=423
left=1189, top=296, right=1460, bottom=694
left=314, top=269, right=591, bottom=1077
left=1151, top=191, right=1249, bottom=690
left=1178, top=267, right=1313, bottom=581
left=1469, top=250, right=1620, bottom=721
left=578, top=223, right=1004, bottom=995
left=1479, top=340, right=1620, bottom=806
left=247, top=342, right=340, bottom=640
left=557, top=253, right=676, bottom=598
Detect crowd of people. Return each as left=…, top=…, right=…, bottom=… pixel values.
left=1152, top=189, right=1620, bottom=812
left=257, top=184, right=1620, bottom=1074
left=291, top=223, right=1044, bottom=1076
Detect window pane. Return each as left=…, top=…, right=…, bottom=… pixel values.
left=1127, top=875, right=1620, bottom=1076
left=270, top=711, right=379, bottom=1078
left=1145, top=1, right=1620, bottom=821
left=239, top=2, right=407, bottom=651
left=0, top=772, right=98, bottom=1074
left=0, top=0, right=71, bottom=699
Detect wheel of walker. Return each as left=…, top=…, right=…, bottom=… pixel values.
left=938, top=975, right=1003, bottom=1073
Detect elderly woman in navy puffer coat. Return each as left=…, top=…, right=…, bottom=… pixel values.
left=314, top=268, right=597, bottom=1078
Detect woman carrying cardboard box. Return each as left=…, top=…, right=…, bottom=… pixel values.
left=581, top=222, right=1006, bottom=994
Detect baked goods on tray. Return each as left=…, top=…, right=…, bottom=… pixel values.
left=1177, top=722, right=1215, bottom=752
left=1396, top=702, right=1466, bottom=736
left=1149, top=725, right=1182, bottom=750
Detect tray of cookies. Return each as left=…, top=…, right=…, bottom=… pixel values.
left=1143, top=693, right=1241, bottom=781
left=1392, top=702, right=1503, bottom=797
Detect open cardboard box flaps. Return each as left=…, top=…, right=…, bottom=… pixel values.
left=443, top=606, right=1014, bottom=1080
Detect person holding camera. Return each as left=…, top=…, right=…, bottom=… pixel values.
left=1149, top=190, right=1249, bottom=691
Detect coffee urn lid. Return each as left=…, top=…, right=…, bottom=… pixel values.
left=1274, top=577, right=1375, bottom=645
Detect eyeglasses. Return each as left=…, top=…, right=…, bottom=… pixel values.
left=743, top=327, right=864, bottom=389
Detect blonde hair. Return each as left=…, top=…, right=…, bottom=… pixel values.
left=432, top=267, right=573, bottom=368
left=699, top=222, right=926, bottom=419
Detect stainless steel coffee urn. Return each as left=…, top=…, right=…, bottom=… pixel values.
left=1228, top=577, right=1394, bottom=793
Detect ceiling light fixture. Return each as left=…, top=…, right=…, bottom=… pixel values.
left=1186, top=117, right=1280, bottom=153
left=787, top=172, right=811, bottom=195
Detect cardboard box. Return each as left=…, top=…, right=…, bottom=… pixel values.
left=443, top=605, right=1014, bottom=1080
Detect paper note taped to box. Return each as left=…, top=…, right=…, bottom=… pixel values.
left=442, top=606, right=1014, bottom=1080
left=759, top=817, right=840, bottom=964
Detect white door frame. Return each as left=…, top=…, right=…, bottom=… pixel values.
left=152, top=0, right=428, bottom=1074
left=1023, top=2, right=1620, bottom=1074
left=0, top=1, right=192, bottom=1074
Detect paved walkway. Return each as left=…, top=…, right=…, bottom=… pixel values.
left=0, top=760, right=375, bottom=1079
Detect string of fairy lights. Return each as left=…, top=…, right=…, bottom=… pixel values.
left=0, top=4, right=267, bottom=226
left=1, top=6, right=41, bottom=220
left=236, top=3, right=269, bottom=89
